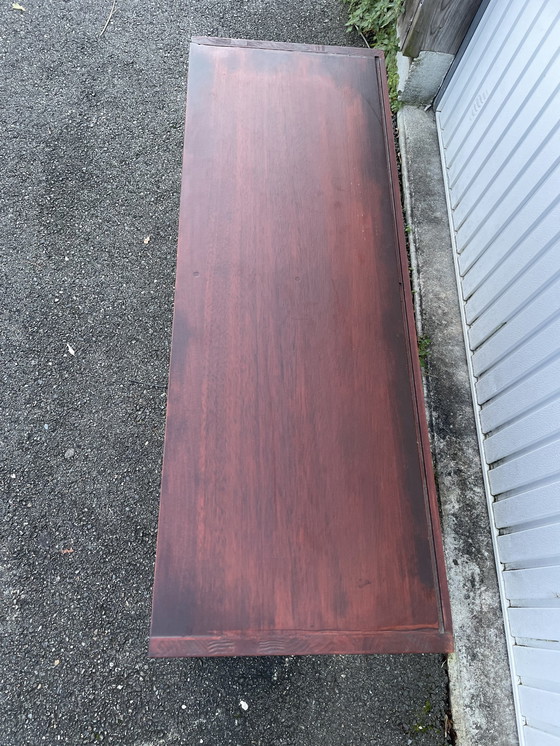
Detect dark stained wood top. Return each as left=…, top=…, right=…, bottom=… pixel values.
left=149, top=37, right=453, bottom=657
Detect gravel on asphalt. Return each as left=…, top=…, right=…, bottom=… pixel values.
left=1, top=1, right=449, bottom=743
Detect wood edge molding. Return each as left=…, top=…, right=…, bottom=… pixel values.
left=191, top=36, right=384, bottom=59
left=374, top=55, right=454, bottom=640
left=149, top=630, right=454, bottom=658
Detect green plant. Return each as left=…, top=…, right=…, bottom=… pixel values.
left=418, top=335, right=431, bottom=368
left=343, top=0, right=403, bottom=109
left=409, top=700, right=439, bottom=736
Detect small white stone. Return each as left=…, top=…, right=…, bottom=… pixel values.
left=240, top=700, right=249, bottom=711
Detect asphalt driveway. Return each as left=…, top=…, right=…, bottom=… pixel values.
left=1, top=1, right=449, bottom=743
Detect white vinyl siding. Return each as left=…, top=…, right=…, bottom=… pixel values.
left=436, top=0, right=560, bottom=743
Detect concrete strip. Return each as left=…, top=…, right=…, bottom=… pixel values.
left=397, top=51, right=454, bottom=105
left=397, top=105, right=519, bottom=746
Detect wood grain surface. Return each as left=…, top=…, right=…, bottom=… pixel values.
left=149, top=37, right=452, bottom=656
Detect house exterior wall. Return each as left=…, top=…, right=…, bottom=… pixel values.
left=435, top=0, right=560, bottom=743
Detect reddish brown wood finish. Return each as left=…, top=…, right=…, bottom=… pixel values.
left=149, top=37, right=453, bottom=657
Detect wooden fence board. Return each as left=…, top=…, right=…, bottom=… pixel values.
left=400, top=0, right=483, bottom=58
